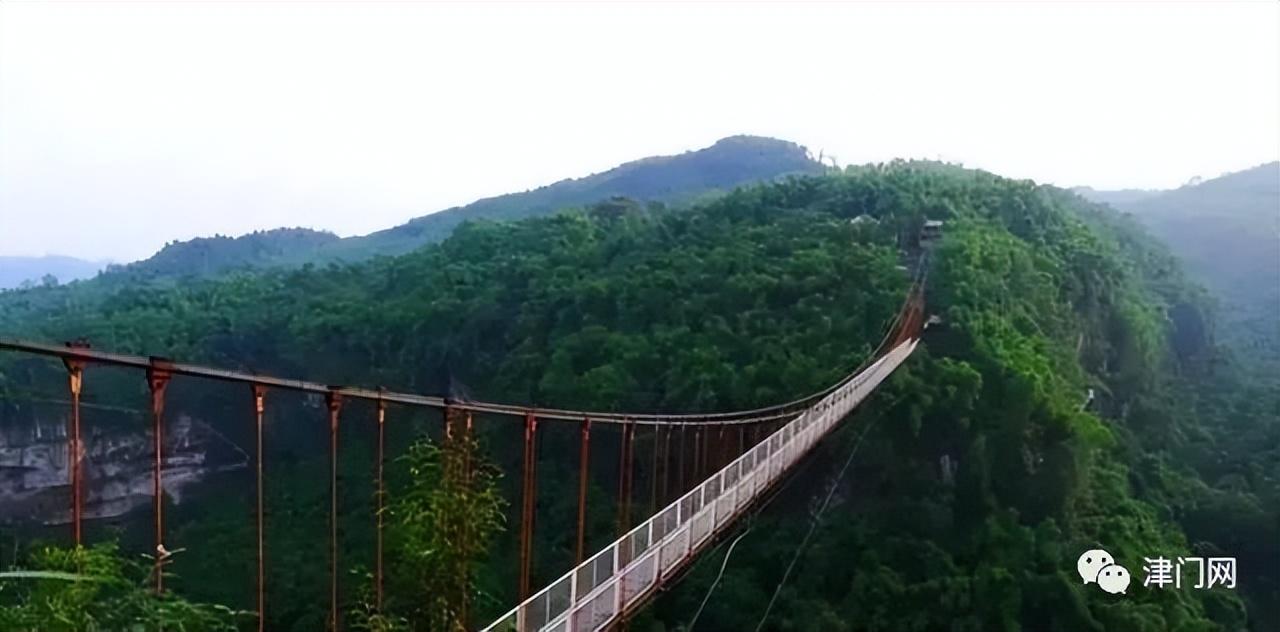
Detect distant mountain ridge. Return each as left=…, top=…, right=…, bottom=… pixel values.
left=300, top=135, right=824, bottom=263
left=42, top=135, right=823, bottom=285
left=0, top=255, right=107, bottom=290
left=1069, top=186, right=1160, bottom=207
left=1078, top=162, right=1280, bottom=365
left=118, top=228, right=340, bottom=281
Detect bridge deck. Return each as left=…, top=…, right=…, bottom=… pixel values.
left=482, top=339, right=919, bottom=632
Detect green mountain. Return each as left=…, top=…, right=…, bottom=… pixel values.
left=313, top=134, right=825, bottom=263
left=2, top=163, right=1274, bottom=631
left=114, top=228, right=340, bottom=282
left=73, top=135, right=823, bottom=285
left=1080, top=163, right=1280, bottom=367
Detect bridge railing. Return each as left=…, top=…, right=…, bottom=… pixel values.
left=482, top=338, right=918, bottom=632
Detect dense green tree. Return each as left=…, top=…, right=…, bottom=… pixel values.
left=0, top=543, right=242, bottom=631
left=349, top=430, right=506, bottom=632
left=0, top=163, right=1273, bottom=630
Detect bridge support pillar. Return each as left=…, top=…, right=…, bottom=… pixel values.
left=661, top=426, right=672, bottom=505
left=519, top=411, right=538, bottom=600
left=649, top=425, right=661, bottom=515
left=576, top=418, right=591, bottom=565
left=617, top=422, right=634, bottom=538
left=61, top=343, right=87, bottom=548
left=325, top=390, right=344, bottom=632
left=146, top=361, right=172, bottom=595
left=375, top=394, right=387, bottom=614
left=252, top=384, right=267, bottom=632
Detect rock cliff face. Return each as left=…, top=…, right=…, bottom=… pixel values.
left=0, top=408, right=246, bottom=524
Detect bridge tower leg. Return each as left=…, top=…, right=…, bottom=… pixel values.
left=576, top=418, right=591, bottom=565
left=463, top=410, right=474, bottom=629
left=519, top=411, right=538, bottom=600
left=661, top=426, right=672, bottom=505
left=252, top=384, right=267, bottom=632
left=617, top=422, right=634, bottom=538
left=326, top=390, right=344, bottom=632
left=613, top=424, right=635, bottom=632
left=649, top=425, right=661, bottom=515
left=146, top=361, right=171, bottom=595
left=374, top=395, right=387, bottom=615
left=61, top=345, right=87, bottom=548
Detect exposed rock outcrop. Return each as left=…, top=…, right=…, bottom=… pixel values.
left=0, top=409, right=247, bottom=524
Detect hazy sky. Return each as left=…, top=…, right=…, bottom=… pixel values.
left=1, top=2, right=1277, bottom=262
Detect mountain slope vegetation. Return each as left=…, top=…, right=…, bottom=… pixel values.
left=1079, top=163, right=1280, bottom=371
left=0, top=165, right=1274, bottom=631
left=315, top=135, right=826, bottom=264
left=114, top=228, right=340, bottom=282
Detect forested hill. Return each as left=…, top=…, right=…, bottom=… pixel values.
left=314, top=135, right=825, bottom=263
left=113, top=228, right=340, bottom=282
left=1078, top=163, right=1280, bottom=369
left=1, top=165, right=1275, bottom=631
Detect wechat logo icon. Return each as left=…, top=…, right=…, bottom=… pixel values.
left=1078, top=549, right=1130, bottom=595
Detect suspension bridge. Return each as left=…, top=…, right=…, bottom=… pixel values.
left=0, top=269, right=927, bottom=632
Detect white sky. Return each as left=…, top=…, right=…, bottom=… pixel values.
left=1, top=2, right=1277, bottom=262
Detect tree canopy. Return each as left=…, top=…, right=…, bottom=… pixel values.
left=0, top=163, right=1274, bottom=631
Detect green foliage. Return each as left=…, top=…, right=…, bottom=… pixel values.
left=0, top=161, right=1273, bottom=630
left=1085, top=163, right=1279, bottom=372
left=0, top=542, right=242, bottom=631
left=117, top=228, right=341, bottom=281
left=349, top=432, right=507, bottom=632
